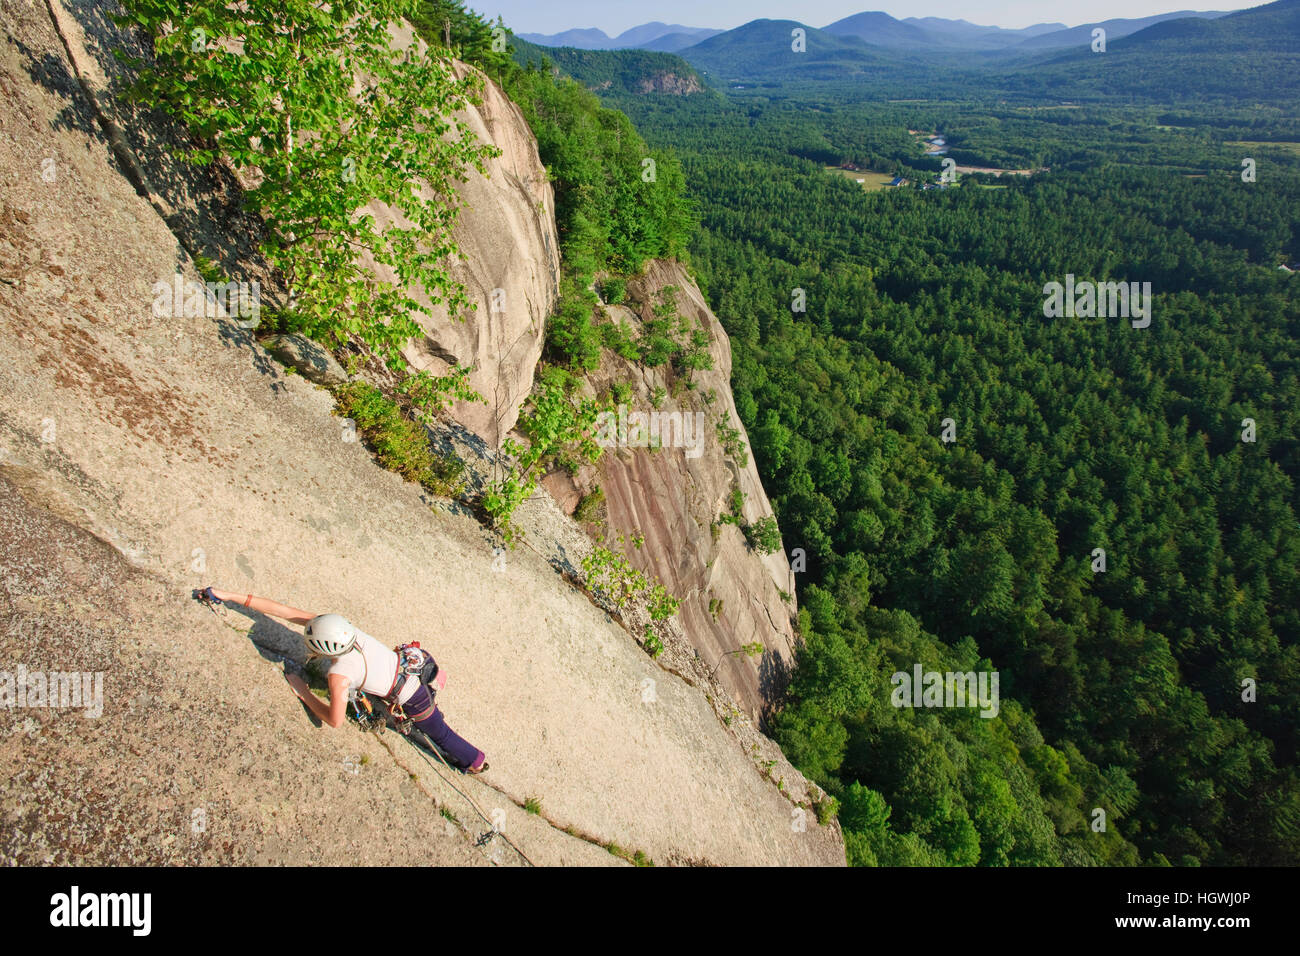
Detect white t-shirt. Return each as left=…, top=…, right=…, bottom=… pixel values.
left=327, top=629, right=418, bottom=705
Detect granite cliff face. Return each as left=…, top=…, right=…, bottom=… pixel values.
left=0, top=0, right=841, bottom=866
left=542, top=261, right=799, bottom=722
left=367, top=25, right=562, bottom=446
left=633, top=71, right=703, bottom=95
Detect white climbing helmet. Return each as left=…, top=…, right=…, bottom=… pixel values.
left=304, top=613, right=358, bottom=657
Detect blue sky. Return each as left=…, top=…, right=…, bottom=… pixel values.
left=468, top=1, right=1263, bottom=35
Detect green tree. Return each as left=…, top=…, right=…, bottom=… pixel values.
left=118, top=0, right=498, bottom=366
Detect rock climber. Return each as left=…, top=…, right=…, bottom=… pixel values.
left=193, top=587, right=488, bottom=774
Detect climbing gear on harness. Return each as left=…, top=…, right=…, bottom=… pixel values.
left=352, top=689, right=418, bottom=736
left=350, top=690, right=388, bottom=734
left=350, top=645, right=446, bottom=737
left=304, top=613, right=358, bottom=658
left=388, top=642, right=440, bottom=703
left=404, top=643, right=439, bottom=682
left=328, top=636, right=446, bottom=742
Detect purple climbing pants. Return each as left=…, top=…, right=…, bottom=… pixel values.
left=404, top=683, right=484, bottom=771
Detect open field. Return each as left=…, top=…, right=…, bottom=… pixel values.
left=1228, top=140, right=1300, bottom=156
left=954, top=165, right=1046, bottom=177
left=825, top=167, right=896, bottom=190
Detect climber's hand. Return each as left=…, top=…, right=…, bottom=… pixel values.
left=192, top=586, right=221, bottom=606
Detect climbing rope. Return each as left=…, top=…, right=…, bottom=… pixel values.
left=369, top=717, right=537, bottom=867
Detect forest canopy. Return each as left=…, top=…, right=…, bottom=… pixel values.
left=613, top=75, right=1300, bottom=867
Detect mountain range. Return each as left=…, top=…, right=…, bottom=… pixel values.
left=518, top=21, right=723, bottom=52
left=518, top=9, right=1234, bottom=55
left=515, top=2, right=1300, bottom=105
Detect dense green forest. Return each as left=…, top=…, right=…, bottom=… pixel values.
left=421, top=0, right=1300, bottom=866
left=607, top=77, right=1300, bottom=865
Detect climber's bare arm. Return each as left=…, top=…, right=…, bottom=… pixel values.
left=206, top=588, right=315, bottom=626
left=286, top=672, right=350, bottom=729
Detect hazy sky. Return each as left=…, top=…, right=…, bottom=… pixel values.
left=469, top=1, right=1263, bottom=35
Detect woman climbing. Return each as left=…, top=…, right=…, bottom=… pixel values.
left=194, top=587, right=488, bottom=774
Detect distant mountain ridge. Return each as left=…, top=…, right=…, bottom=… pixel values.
left=640, top=32, right=718, bottom=53
left=518, top=21, right=721, bottom=50
left=821, top=11, right=934, bottom=48
left=1013, top=9, right=1232, bottom=49
left=824, top=8, right=1231, bottom=50
left=1002, top=0, right=1300, bottom=99
left=518, top=10, right=1236, bottom=56
left=679, top=18, right=894, bottom=81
